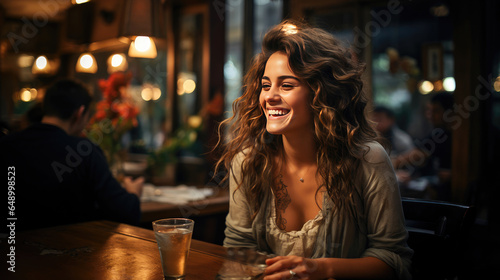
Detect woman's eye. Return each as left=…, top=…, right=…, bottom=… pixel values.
left=262, top=84, right=271, bottom=90
left=282, top=84, right=294, bottom=90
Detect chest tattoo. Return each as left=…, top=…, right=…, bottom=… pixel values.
left=274, top=175, right=291, bottom=230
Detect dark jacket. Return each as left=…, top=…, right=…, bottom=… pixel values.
left=0, top=123, right=140, bottom=231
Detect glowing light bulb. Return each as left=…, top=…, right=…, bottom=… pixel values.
left=107, top=53, right=127, bottom=73
left=141, top=87, right=153, bottom=101
left=183, top=79, right=196, bottom=94
left=35, top=56, right=48, bottom=70
left=30, top=88, right=38, bottom=100
left=134, top=36, right=151, bottom=52
left=111, top=54, right=124, bottom=67
left=152, top=87, right=161, bottom=100
left=419, top=80, right=434, bottom=95
left=20, top=89, right=32, bottom=102
left=76, top=53, right=97, bottom=73
left=443, top=77, right=456, bottom=92
left=80, top=54, right=94, bottom=69
left=128, top=36, right=157, bottom=58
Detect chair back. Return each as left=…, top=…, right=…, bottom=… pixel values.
left=401, top=197, right=475, bottom=280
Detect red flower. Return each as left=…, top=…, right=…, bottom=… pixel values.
left=87, top=72, right=139, bottom=132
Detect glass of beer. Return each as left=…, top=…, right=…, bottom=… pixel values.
left=153, top=218, right=194, bottom=280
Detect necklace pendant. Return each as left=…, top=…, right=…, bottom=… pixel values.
left=299, top=178, right=304, bottom=183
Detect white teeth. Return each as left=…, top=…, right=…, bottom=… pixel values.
left=268, top=109, right=289, bottom=116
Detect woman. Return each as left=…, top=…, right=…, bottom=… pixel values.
left=216, top=21, right=413, bottom=280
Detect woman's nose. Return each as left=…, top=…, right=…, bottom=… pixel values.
left=262, top=87, right=280, bottom=103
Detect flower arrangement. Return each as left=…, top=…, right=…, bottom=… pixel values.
left=85, top=72, right=140, bottom=167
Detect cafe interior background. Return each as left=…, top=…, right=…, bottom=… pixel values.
left=0, top=0, right=499, bottom=275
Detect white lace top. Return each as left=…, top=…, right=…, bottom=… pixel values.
left=266, top=195, right=324, bottom=257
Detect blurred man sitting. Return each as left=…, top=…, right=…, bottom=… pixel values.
left=0, top=79, right=144, bottom=231
left=372, top=105, right=415, bottom=157
left=392, top=92, right=454, bottom=200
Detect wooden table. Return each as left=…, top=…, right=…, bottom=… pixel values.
left=140, top=187, right=229, bottom=245
left=140, top=187, right=229, bottom=223
left=0, top=221, right=229, bottom=280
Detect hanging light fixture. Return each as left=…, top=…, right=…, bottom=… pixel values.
left=76, top=53, right=98, bottom=73
left=128, top=36, right=157, bottom=59
left=32, top=55, right=60, bottom=75
left=32, top=55, right=50, bottom=74
left=107, top=53, right=128, bottom=73
left=121, top=0, right=164, bottom=59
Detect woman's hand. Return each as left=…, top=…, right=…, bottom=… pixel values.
left=263, top=256, right=329, bottom=280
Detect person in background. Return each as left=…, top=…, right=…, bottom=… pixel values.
left=216, top=21, right=412, bottom=279
left=372, top=105, right=415, bottom=157
left=372, top=105, right=415, bottom=189
left=392, top=92, right=454, bottom=200
left=0, top=79, right=144, bottom=231
left=19, top=101, right=44, bottom=130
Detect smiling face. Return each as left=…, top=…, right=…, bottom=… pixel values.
left=259, top=52, right=313, bottom=136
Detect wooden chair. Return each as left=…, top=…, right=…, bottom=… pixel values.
left=401, top=197, right=475, bottom=280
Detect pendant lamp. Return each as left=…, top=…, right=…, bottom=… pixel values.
left=76, top=53, right=98, bottom=73
left=121, top=0, right=164, bottom=59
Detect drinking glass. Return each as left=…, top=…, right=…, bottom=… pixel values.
left=153, top=218, right=194, bottom=280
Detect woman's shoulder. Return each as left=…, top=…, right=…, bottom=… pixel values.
left=232, top=149, right=249, bottom=165
left=355, top=142, right=398, bottom=193
left=359, top=141, right=390, bottom=164
left=230, top=148, right=253, bottom=177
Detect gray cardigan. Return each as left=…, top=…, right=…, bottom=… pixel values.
left=224, top=142, right=413, bottom=279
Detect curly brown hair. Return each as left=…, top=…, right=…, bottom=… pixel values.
left=215, top=20, right=379, bottom=218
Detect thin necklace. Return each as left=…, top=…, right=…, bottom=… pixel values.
left=282, top=161, right=314, bottom=183
left=279, top=150, right=315, bottom=183
left=297, top=164, right=313, bottom=183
